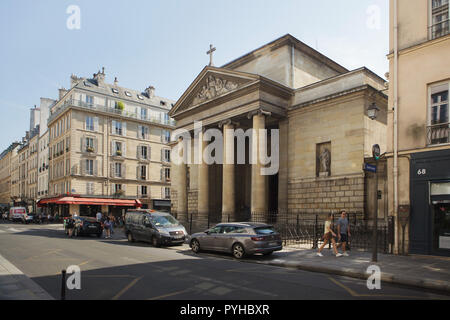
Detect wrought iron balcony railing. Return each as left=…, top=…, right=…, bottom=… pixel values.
left=427, top=122, right=450, bottom=145
left=429, top=19, right=450, bottom=40
left=49, top=99, right=176, bottom=127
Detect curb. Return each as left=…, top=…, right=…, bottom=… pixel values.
left=256, top=259, right=450, bottom=295
left=0, top=254, right=54, bottom=300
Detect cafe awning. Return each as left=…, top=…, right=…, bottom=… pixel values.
left=38, top=197, right=142, bottom=208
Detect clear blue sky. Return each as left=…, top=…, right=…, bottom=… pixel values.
left=0, top=0, right=388, bottom=151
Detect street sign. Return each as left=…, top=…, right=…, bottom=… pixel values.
left=363, top=163, right=377, bottom=173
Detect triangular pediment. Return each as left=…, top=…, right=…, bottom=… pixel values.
left=170, top=67, right=259, bottom=118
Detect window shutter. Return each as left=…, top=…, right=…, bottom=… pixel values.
left=111, top=120, right=116, bottom=134
left=138, top=125, right=142, bottom=139
left=123, top=142, right=127, bottom=158
left=81, top=137, right=85, bottom=152
left=136, top=166, right=139, bottom=180
left=80, top=160, right=85, bottom=176
left=122, top=164, right=126, bottom=179
left=137, top=145, right=141, bottom=160
left=94, top=117, right=99, bottom=132
left=148, top=146, right=151, bottom=161
left=123, top=122, right=127, bottom=136
left=145, top=127, right=149, bottom=140
left=94, top=160, right=98, bottom=176
left=146, top=165, right=149, bottom=181
left=122, top=184, right=126, bottom=195
left=160, top=168, right=163, bottom=181
left=110, top=163, right=115, bottom=178
left=83, top=117, right=87, bottom=130
left=111, top=183, right=115, bottom=196
left=94, top=138, right=98, bottom=153
left=111, top=141, right=114, bottom=156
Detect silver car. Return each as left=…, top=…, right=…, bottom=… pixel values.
left=189, top=223, right=282, bottom=259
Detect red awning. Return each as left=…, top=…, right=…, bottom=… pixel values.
left=38, top=197, right=141, bottom=207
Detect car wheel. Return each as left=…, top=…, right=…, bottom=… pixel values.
left=127, top=232, right=134, bottom=242
left=232, top=243, right=246, bottom=259
left=191, top=239, right=201, bottom=253
left=152, top=236, right=161, bottom=248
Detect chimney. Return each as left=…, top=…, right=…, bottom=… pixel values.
left=114, top=77, right=119, bottom=86
left=94, top=67, right=106, bottom=87
left=145, top=86, right=155, bottom=99
left=59, top=88, right=68, bottom=100
left=70, top=74, right=82, bottom=88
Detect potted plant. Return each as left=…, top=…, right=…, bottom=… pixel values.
left=86, top=146, right=94, bottom=153
left=114, top=189, right=125, bottom=198
left=116, top=101, right=125, bottom=113
left=116, top=150, right=122, bottom=156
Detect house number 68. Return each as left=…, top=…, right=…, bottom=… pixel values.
left=417, top=169, right=427, bottom=175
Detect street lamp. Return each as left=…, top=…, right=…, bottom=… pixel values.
left=368, top=102, right=381, bottom=262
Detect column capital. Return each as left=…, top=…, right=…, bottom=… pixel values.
left=247, top=109, right=272, bottom=119
left=218, top=119, right=240, bottom=128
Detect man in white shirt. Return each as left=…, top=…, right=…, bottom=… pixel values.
left=96, top=212, right=102, bottom=222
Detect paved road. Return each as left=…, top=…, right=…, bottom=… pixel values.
left=0, top=221, right=448, bottom=300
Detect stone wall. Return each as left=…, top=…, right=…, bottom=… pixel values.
left=188, top=190, right=198, bottom=215
left=287, top=175, right=365, bottom=215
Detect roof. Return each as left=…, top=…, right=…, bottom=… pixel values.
left=73, top=77, right=175, bottom=112
left=222, top=34, right=349, bottom=75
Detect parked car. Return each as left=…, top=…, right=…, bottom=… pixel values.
left=9, top=207, right=27, bottom=223
left=67, top=216, right=103, bottom=238
left=189, top=223, right=283, bottom=259
left=21, top=213, right=35, bottom=224
left=125, top=210, right=188, bottom=247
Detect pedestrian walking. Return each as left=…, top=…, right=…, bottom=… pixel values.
left=66, top=216, right=75, bottom=237
left=104, top=217, right=112, bottom=239
left=336, top=210, right=351, bottom=256
left=109, top=215, right=115, bottom=235
left=317, top=214, right=343, bottom=257
left=96, top=211, right=102, bottom=222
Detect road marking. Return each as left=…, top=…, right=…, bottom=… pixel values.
left=327, top=276, right=442, bottom=299
left=25, top=249, right=64, bottom=261
left=79, top=260, right=90, bottom=267
left=7, top=228, right=21, bottom=233
left=83, top=275, right=136, bottom=278
left=147, top=288, right=192, bottom=300
left=112, top=276, right=143, bottom=300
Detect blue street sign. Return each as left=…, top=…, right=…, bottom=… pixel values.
left=363, top=163, right=377, bottom=173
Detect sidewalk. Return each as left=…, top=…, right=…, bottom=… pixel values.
left=0, top=254, right=54, bottom=300
left=254, top=246, right=450, bottom=294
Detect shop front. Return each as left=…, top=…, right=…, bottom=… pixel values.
left=410, top=149, right=450, bottom=256
left=152, top=200, right=171, bottom=213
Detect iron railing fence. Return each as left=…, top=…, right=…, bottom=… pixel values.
left=178, top=211, right=394, bottom=254
left=427, top=122, right=450, bottom=145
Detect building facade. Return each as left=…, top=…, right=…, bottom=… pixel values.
left=0, top=143, right=21, bottom=209
left=39, top=69, right=175, bottom=217
left=170, top=35, right=388, bottom=230
left=387, top=0, right=450, bottom=256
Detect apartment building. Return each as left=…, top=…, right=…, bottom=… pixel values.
left=388, top=0, right=450, bottom=255
left=38, top=69, right=175, bottom=217
left=0, top=142, right=21, bottom=209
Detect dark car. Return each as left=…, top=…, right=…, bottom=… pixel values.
left=125, top=210, right=188, bottom=247
left=68, top=216, right=103, bottom=238
left=189, top=223, right=283, bottom=259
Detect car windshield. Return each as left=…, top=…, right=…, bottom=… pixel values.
left=254, top=226, right=275, bottom=235
left=150, top=215, right=179, bottom=227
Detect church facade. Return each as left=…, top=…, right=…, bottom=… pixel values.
left=169, top=34, right=388, bottom=227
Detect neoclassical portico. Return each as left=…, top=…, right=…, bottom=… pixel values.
left=169, top=67, right=291, bottom=224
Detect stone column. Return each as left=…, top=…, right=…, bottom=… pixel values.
left=173, top=140, right=188, bottom=223
left=221, top=120, right=236, bottom=222
left=278, top=119, right=289, bottom=213
left=197, top=130, right=209, bottom=224
left=250, top=111, right=269, bottom=217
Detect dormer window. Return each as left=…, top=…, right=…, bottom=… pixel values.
left=137, top=94, right=144, bottom=100
left=125, top=91, right=132, bottom=97
left=160, top=101, right=166, bottom=106
left=112, top=88, right=119, bottom=94
left=84, top=81, right=91, bottom=87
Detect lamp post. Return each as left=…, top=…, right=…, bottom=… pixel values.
left=368, top=102, right=380, bottom=262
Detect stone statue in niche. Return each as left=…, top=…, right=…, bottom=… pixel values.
left=318, top=147, right=331, bottom=177
left=193, top=75, right=239, bottom=105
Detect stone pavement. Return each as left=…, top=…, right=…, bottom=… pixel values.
left=0, top=254, right=54, bottom=300
left=253, top=246, right=450, bottom=294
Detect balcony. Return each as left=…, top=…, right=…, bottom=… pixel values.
left=49, top=99, right=176, bottom=127
left=427, top=122, right=450, bottom=145
left=429, top=19, right=450, bottom=40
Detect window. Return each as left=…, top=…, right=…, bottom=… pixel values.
left=114, top=184, right=122, bottom=193
left=164, top=187, right=170, bottom=199
left=86, top=159, right=94, bottom=176
left=163, top=149, right=171, bottom=162
left=125, top=91, right=132, bottom=97
left=140, top=146, right=148, bottom=160
left=431, top=0, right=449, bottom=39
left=112, top=88, right=119, bottom=94
left=140, top=186, right=148, bottom=196
left=137, top=94, right=144, bottom=100
left=85, top=116, right=94, bottom=131
left=162, top=130, right=171, bottom=143
left=139, top=126, right=149, bottom=140
left=87, top=182, right=94, bottom=195
left=86, top=95, right=94, bottom=106
left=141, top=108, right=148, bottom=120
left=114, top=141, right=123, bottom=156
left=114, top=121, right=123, bottom=135
left=164, top=168, right=170, bottom=181
left=140, top=165, right=147, bottom=180
left=115, top=163, right=122, bottom=177
left=428, top=82, right=450, bottom=145
left=86, top=137, right=94, bottom=152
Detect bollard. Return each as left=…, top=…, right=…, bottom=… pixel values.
left=61, top=270, right=67, bottom=300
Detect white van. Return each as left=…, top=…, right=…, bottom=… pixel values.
left=9, top=207, right=27, bottom=222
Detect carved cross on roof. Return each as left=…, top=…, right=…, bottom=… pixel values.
left=207, top=44, right=216, bottom=67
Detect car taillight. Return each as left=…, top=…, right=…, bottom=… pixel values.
left=251, top=236, right=265, bottom=241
